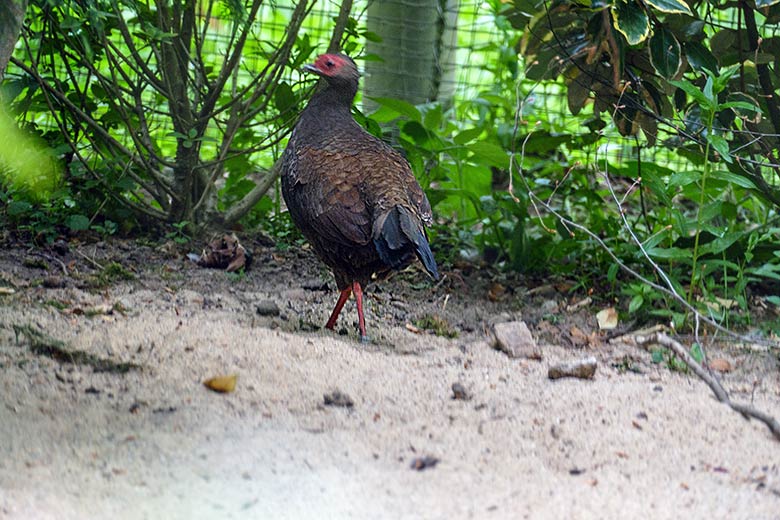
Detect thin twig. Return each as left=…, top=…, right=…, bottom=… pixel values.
left=74, top=249, right=104, bottom=271
left=636, top=332, right=780, bottom=441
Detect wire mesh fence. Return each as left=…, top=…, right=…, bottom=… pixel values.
left=6, top=0, right=778, bottom=191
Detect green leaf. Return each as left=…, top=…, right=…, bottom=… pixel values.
left=649, top=26, right=681, bottom=79
left=707, top=134, right=731, bottom=163
left=646, top=246, right=691, bottom=260
left=607, top=263, right=619, bottom=282
left=361, top=30, right=382, bottom=43
left=453, top=127, right=483, bottom=145
left=717, top=101, right=760, bottom=113
left=651, top=348, right=664, bottom=364
left=747, top=263, right=780, bottom=281
left=690, top=343, right=704, bottom=363
left=685, top=42, right=719, bottom=74
left=612, top=0, right=651, bottom=46
left=467, top=141, right=509, bottom=169
left=65, top=214, right=90, bottom=231
left=709, top=170, right=757, bottom=189
left=697, top=232, right=743, bottom=256
left=7, top=200, right=32, bottom=216
left=274, top=81, right=296, bottom=115
left=422, top=104, right=442, bottom=131
left=669, top=79, right=712, bottom=109
left=368, top=97, right=421, bottom=122
left=703, top=76, right=714, bottom=104
left=628, top=294, right=644, bottom=314
left=644, top=0, right=693, bottom=15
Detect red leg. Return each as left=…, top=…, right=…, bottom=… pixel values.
left=325, top=287, right=352, bottom=330
left=352, top=281, right=368, bottom=342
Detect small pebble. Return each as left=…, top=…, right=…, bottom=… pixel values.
left=255, top=300, right=281, bottom=316
left=410, top=456, right=439, bottom=471
left=451, top=382, right=470, bottom=400
left=323, top=390, right=354, bottom=408
left=43, top=276, right=66, bottom=289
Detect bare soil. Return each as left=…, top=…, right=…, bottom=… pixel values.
left=0, top=236, right=778, bottom=519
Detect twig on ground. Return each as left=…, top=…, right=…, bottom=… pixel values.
left=28, top=251, right=68, bottom=275
left=75, top=249, right=104, bottom=270
left=636, top=332, right=780, bottom=441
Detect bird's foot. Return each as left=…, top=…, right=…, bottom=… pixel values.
left=359, top=334, right=371, bottom=344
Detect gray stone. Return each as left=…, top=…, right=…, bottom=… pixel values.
left=492, top=321, right=541, bottom=360
left=255, top=299, right=281, bottom=316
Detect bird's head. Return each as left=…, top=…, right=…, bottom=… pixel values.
left=303, top=53, right=360, bottom=86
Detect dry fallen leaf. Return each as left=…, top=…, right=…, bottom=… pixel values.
left=569, top=325, right=591, bottom=346
left=0, top=287, right=16, bottom=295
left=708, top=358, right=732, bottom=373
left=204, top=374, right=238, bottom=393
left=487, top=282, right=506, bottom=302
left=596, top=307, right=619, bottom=330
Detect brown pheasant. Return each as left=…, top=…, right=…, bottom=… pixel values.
left=281, top=53, right=439, bottom=342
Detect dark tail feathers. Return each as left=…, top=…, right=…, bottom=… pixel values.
left=373, top=206, right=440, bottom=280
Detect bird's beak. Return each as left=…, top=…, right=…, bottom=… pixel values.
left=302, top=63, right=322, bottom=75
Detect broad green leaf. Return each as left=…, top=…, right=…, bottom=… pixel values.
left=669, top=170, right=700, bottom=188
left=368, top=97, right=421, bottom=122
left=669, top=79, right=711, bottom=109
left=645, top=0, right=693, bottom=15
left=747, top=263, right=780, bottom=281
left=717, top=101, right=761, bottom=112
left=690, top=343, right=703, bottom=363
left=709, top=170, right=758, bottom=189
left=649, top=26, right=681, bottom=79
left=612, top=0, right=651, bottom=46
left=274, top=82, right=296, bottom=115
left=467, top=141, right=509, bottom=169
left=629, top=294, right=644, bottom=314
left=453, top=127, right=483, bottom=145
left=422, top=104, right=442, bottom=131
left=707, top=134, right=731, bottom=163
left=7, top=200, right=32, bottom=216
left=697, top=232, right=744, bottom=257
left=646, top=246, right=691, bottom=260
left=66, top=214, right=90, bottom=231
left=712, top=64, right=741, bottom=93
left=685, top=42, right=719, bottom=74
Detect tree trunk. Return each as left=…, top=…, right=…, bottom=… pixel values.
left=0, top=0, right=27, bottom=82
left=363, top=0, right=458, bottom=111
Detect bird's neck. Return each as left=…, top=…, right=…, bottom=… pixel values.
left=307, top=81, right=357, bottom=114
left=297, top=82, right=359, bottom=138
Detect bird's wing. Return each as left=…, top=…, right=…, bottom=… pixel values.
left=287, top=146, right=371, bottom=247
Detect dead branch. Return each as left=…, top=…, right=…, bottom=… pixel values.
left=636, top=332, right=780, bottom=441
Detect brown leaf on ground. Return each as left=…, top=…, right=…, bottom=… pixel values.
left=596, top=307, right=618, bottom=330
left=195, top=234, right=252, bottom=272
left=548, top=357, right=598, bottom=380
left=204, top=374, right=238, bottom=393
left=487, top=282, right=506, bottom=302
left=708, top=358, right=732, bottom=373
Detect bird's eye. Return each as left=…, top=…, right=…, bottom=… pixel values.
left=326, top=60, right=335, bottom=68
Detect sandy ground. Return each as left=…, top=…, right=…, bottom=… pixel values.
left=0, top=238, right=779, bottom=519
